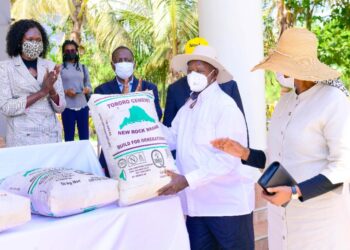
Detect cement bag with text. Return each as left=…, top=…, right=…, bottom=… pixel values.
left=0, top=168, right=119, bottom=217
left=88, top=91, right=176, bottom=206
left=0, top=190, right=31, bottom=232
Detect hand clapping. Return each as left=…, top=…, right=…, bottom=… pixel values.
left=42, top=65, right=60, bottom=95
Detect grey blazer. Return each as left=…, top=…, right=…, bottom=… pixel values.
left=0, top=56, right=66, bottom=147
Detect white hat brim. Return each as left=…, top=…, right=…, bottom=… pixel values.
left=171, top=54, right=233, bottom=83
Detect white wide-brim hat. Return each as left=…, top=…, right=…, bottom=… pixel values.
left=171, top=45, right=233, bottom=83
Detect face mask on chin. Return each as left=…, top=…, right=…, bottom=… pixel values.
left=187, top=70, right=215, bottom=92
left=115, top=62, right=134, bottom=80
left=22, top=40, right=43, bottom=60
left=276, top=72, right=295, bottom=89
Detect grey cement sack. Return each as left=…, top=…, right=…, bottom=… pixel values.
left=0, top=168, right=119, bottom=217
left=89, top=91, right=176, bottom=206
left=0, top=190, right=31, bottom=232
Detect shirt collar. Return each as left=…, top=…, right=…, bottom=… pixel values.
left=196, top=81, right=220, bottom=103
left=116, top=76, right=134, bottom=88
left=292, top=83, right=323, bottom=101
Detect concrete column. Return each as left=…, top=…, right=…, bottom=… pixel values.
left=198, top=4, right=268, bottom=247
left=0, top=0, right=10, bottom=60
left=198, top=0, right=266, bottom=151
left=0, top=0, right=11, bottom=138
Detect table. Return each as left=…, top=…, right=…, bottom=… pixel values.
left=0, top=196, right=189, bottom=250
left=0, top=141, right=190, bottom=250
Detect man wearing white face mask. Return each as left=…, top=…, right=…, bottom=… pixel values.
left=94, top=46, right=162, bottom=175
left=158, top=45, right=255, bottom=250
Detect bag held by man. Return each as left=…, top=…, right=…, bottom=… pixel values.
left=89, top=91, right=176, bottom=206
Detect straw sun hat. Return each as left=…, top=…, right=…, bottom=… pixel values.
left=171, top=45, right=233, bottom=83
left=252, top=28, right=340, bottom=81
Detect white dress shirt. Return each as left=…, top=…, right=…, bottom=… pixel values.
left=161, top=82, right=255, bottom=216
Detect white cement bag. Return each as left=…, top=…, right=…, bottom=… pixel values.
left=89, top=92, right=176, bottom=206
left=0, top=168, right=119, bottom=217
left=0, top=190, right=31, bottom=232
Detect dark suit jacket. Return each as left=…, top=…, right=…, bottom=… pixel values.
left=163, top=76, right=246, bottom=126
left=94, top=76, right=162, bottom=173
left=94, top=76, right=162, bottom=120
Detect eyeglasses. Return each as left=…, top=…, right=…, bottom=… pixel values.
left=64, top=49, right=76, bottom=54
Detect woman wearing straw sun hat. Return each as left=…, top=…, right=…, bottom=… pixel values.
left=212, top=27, right=350, bottom=249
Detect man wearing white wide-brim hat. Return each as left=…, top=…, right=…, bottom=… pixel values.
left=158, top=45, right=255, bottom=249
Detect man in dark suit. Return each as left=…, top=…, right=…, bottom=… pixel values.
left=95, top=46, right=162, bottom=119
left=94, top=46, right=162, bottom=174
left=163, top=76, right=249, bottom=145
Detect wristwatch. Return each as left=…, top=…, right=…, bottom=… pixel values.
left=291, top=185, right=299, bottom=200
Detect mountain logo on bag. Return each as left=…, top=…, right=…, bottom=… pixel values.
left=119, top=106, right=155, bottom=129
left=119, top=169, right=127, bottom=181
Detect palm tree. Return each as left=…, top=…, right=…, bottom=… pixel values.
left=11, top=0, right=198, bottom=104
left=11, top=0, right=129, bottom=47
left=116, top=0, right=198, bottom=104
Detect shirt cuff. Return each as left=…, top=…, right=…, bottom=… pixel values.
left=298, top=174, right=342, bottom=202
left=50, top=95, right=65, bottom=113
left=241, top=148, right=266, bottom=169
left=185, top=170, right=206, bottom=190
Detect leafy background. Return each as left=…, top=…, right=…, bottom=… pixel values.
left=9, top=0, right=350, bottom=136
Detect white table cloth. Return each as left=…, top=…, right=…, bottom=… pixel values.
left=0, top=196, right=189, bottom=250
left=0, top=141, right=190, bottom=250
left=0, top=140, right=104, bottom=178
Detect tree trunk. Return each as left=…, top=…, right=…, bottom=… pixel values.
left=277, top=0, right=286, bottom=36
left=305, top=0, right=312, bottom=30
left=70, top=0, right=85, bottom=45
left=166, top=0, right=178, bottom=106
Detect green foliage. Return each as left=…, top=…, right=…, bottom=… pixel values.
left=265, top=71, right=281, bottom=104
left=313, top=2, right=350, bottom=88
left=263, top=0, right=350, bottom=105
left=79, top=34, right=115, bottom=88
left=115, top=0, right=199, bottom=105
left=41, top=18, right=115, bottom=88
left=11, top=0, right=350, bottom=116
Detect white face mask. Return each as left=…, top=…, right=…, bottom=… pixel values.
left=276, top=72, right=294, bottom=88
left=115, top=62, right=134, bottom=80
left=187, top=70, right=214, bottom=92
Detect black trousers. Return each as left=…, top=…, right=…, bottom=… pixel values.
left=186, top=213, right=254, bottom=250
left=61, top=106, right=89, bottom=141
